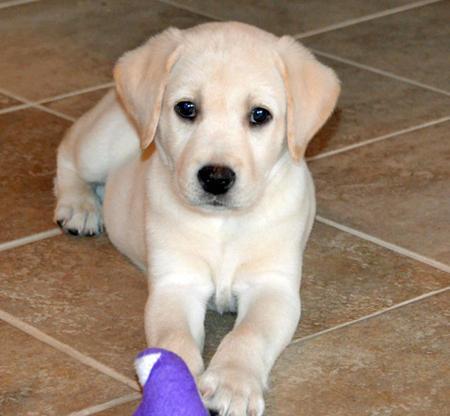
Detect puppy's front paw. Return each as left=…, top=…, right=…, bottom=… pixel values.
left=199, top=365, right=265, bottom=416
left=54, top=191, right=103, bottom=237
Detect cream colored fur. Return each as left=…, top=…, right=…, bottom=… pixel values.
left=54, top=22, right=339, bottom=416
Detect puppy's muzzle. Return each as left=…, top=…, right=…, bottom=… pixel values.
left=197, top=165, right=236, bottom=195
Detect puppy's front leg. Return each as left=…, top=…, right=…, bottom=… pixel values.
left=145, top=282, right=211, bottom=377
left=200, top=279, right=300, bottom=416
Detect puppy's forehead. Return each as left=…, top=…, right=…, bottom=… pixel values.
left=167, top=34, right=284, bottom=103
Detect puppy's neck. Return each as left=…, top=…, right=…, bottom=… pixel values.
left=265, top=150, right=293, bottom=184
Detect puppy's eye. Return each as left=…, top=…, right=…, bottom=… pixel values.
left=249, top=107, right=272, bottom=126
left=174, top=101, right=197, bottom=120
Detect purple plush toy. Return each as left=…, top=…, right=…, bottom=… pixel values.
left=133, top=348, right=210, bottom=416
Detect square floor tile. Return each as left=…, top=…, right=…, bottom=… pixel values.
left=0, top=322, right=133, bottom=416
left=168, top=0, right=414, bottom=35
left=0, top=235, right=147, bottom=378
left=265, top=292, right=449, bottom=415
left=0, top=0, right=209, bottom=101
left=0, top=108, right=70, bottom=243
left=310, top=121, right=450, bottom=263
left=307, top=57, right=450, bottom=157
left=304, top=1, right=450, bottom=91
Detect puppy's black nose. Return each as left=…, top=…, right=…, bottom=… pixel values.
left=197, top=165, right=236, bottom=195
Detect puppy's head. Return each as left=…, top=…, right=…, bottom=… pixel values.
left=114, top=22, right=340, bottom=212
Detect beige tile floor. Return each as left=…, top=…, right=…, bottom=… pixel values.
left=0, top=1, right=449, bottom=415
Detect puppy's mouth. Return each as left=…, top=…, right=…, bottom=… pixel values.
left=175, top=179, right=244, bottom=212
left=200, top=195, right=233, bottom=210
left=210, top=198, right=226, bottom=207
left=182, top=190, right=254, bottom=213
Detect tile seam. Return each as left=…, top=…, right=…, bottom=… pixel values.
left=0, top=88, right=32, bottom=104
left=0, top=87, right=76, bottom=122
left=0, top=228, right=62, bottom=252
left=291, top=286, right=449, bottom=345
left=0, top=0, right=39, bottom=10
left=0, top=309, right=140, bottom=391
left=0, top=1, right=446, bottom=116
left=66, top=393, right=141, bottom=416
left=310, top=49, right=450, bottom=97
left=156, top=0, right=222, bottom=21
left=0, top=102, right=32, bottom=115
left=316, top=215, right=450, bottom=274
left=307, top=115, right=450, bottom=162
left=158, top=0, right=443, bottom=41
left=37, top=82, right=115, bottom=105
left=34, top=103, right=76, bottom=121
left=294, top=0, right=444, bottom=39
left=0, top=82, right=114, bottom=118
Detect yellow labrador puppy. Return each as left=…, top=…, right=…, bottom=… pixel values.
left=54, top=22, right=339, bottom=415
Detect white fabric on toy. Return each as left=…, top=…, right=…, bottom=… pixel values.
left=135, top=352, right=162, bottom=386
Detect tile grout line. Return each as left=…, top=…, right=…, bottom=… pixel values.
left=0, top=309, right=140, bottom=391
left=0, top=102, right=32, bottom=115
left=37, top=82, right=115, bottom=105
left=66, top=393, right=141, bottom=416
left=0, top=0, right=39, bottom=10
left=156, top=0, right=223, bottom=22
left=290, top=286, right=449, bottom=345
left=160, top=0, right=443, bottom=43
left=0, top=1, right=446, bottom=117
left=0, top=228, right=62, bottom=252
left=307, top=115, right=450, bottom=162
left=0, top=87, right=76, bottom=122
left=294, top=0, right=444, bottom=39
left=30, top=102, right=76, bottom=122
left=0, top=83, right=114, bottom=118
left=310, top=49, right=450, bottom=97
left=316, top=215, right=450, bottom=274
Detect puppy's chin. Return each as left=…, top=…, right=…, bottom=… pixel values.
left=185, top=192, right=262, bottom=215
left=189, top=196, right=239, bottom=213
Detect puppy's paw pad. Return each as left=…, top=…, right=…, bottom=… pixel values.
left=200, top=367, right=264, bottom=416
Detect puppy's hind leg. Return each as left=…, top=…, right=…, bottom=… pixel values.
left=54, top=90, right=139, bottom=236
left=54, top=147, right=104, bottom=237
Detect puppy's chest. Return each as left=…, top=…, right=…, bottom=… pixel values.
left=201, top=222, right=256, bottom=314
left=208, top=245, right=240, bottom=314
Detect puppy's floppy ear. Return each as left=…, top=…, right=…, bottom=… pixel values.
left=277, top=36, right=340, bottom=162
left=114, top=28, right=182, bottom=149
